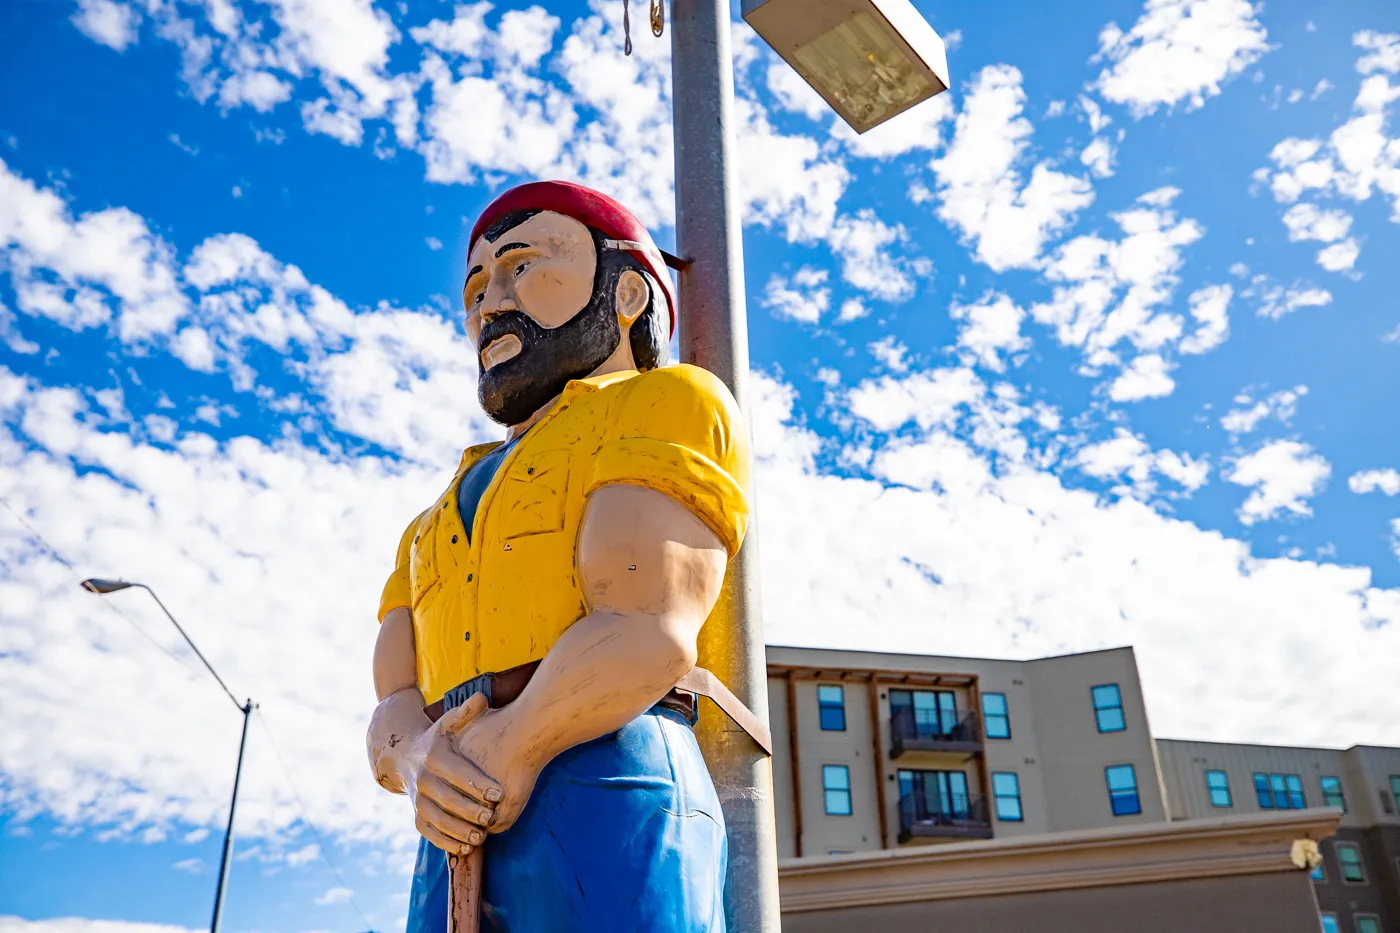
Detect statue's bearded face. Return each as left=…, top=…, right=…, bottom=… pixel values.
left=463, top=211, right=623, bottom=426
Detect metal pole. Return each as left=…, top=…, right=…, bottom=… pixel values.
left=670, top=1, right=782, bottom=930
left=211, top=700, right=254, bottom=933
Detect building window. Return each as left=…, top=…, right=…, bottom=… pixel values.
left=817, top=684, right=846, bottom=732
left=1355, top=916, right=1381, bottom=933
left=1253, top=772, right=1306, bottom=809
left=992, top=772, right=1023, bottom=822
left=1320, top=776, right=1346, bottom=811
left=1310, top=860, right=1325, bottom=882
left=1205, top=769, right=1232, bottom=808
left=1336, top=843, right=1366, bottom=884
left=1390, top=775, right=1400, bottom=811
left=1091, top=684, right=1126, bottom=733
left=1320, top=914, right=1339, bottom=933
left=1105, top=764, right=1141, bottom=816
left=898, top=769, right=972, bottom=821
left=890, top=689, right=958, bottom=737
left=982, top=692, right=1010, bottom=739
left=822, top=765, right=852, bottom=815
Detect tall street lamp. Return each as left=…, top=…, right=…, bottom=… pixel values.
left=81, top=578, right=255, bottom=933
left=667, top=0, right=949, bottom=928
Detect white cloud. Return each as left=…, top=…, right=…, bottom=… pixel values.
left=762, top=268, right=830, bottom=325
left=1076, top=427, right=1209, bottom=498
left=1178, top=283, right=1231, bottom=354
left=1081, top=136, right=1117, bottom=178
left=1221, top=385, right=1307, bottom=435
left=867, top=336, right=910, bottom=373
left=847, top=366, right=984, bottom=433
left=950, top=292, right=1028, bottom=371
left=824, top=211, right=924, bottom=302
left=1256, top=282, right=1332, bottom=320
left=1349, top=468, right=1400, bottom=496
left=1032, top=186, right=1207, bottom=396
left=72, top=0, right=140, bottom=51
left=1281, top=203, right=1353, bottom=242
left=1316, top=238, right=1360, bottom=272
left=1226, top=440, right=1331, bottom=524
left=1109, top=353, right=1176, bottom=401
left=315, top=886, right=354, bottom=905
left=1259, top=33, right=1400, bottom=237
left=0, top=920, right=197, bottom=933
left=1094, top=0, right=1269, bottom=117
left=837, top=298, right=869, bottom=323
left=929, top=65, right=1094, bottom=271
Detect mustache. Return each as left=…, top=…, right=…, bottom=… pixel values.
left=478, top=311, right=541, bottom=353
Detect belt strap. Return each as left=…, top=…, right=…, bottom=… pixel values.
left=677, top=667, right=773, bottom=756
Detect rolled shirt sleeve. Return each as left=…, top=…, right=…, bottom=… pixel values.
left=378, top=513, right=421, bottom=623
left=584, top=364, right=752, bottom=557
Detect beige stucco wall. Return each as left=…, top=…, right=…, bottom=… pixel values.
left=1158, top=739, right=1400, bottom=830
left=766, top=644, right=1164, bottom=851
left=1024, top=648, right=1168, bottom=830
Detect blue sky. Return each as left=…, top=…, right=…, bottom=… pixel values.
left=2, top=0, right=1399, bottom=930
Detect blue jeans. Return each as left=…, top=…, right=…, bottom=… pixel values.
left=406, top=707, right=727, bottom=933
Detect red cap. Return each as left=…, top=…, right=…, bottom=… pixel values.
left=469, top=181, right=676, bottom=336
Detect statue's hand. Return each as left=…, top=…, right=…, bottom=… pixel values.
left=450, top=705, right=542, bottom=834
left=401, top=694, right=503, bottom=857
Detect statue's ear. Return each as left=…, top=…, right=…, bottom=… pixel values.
left=614, top=269, right=649, bottom=327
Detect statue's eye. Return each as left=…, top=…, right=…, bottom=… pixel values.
left=471, top=292, right=484, bottom=306
left=514, top=261, right=530, bottom=277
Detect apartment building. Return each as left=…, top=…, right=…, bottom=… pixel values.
left=766, top=644, right=1168, bottom=857
left=1158, top=739, right=1400, bottom=933
left=766, top=643, right=1399, bottom=933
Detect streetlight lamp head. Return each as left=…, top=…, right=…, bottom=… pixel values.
left=743, top=0, right=949, bottom=134
left=81, top=578, right=135, bottom=594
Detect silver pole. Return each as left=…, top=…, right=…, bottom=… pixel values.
left=210, top=700, right=254, bottom=933
left=669, top=1, right=782, bottom=929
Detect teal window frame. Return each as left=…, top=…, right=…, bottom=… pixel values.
left=817, top=684, right=847, bottom=732
left=1320, top=775, right=1346, bottom=811
left=823, top=764, right=852, bottom=816
left=1105, top=764, right=1141, bottom=816
left=1205, top=769, right=1232, bottom=808
left=991, top=771, right=1023, bottom=822
left=1091, top=683, right=1126, bottom=733
left=982, top=692, right=1010, bottom=739
left=1319, top=914, right=1339, bottom=933
left=1336, top=843, right=1366, bottom=884
left=1355, top=916, right=1381, bottom=933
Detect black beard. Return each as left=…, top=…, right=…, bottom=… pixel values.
left=477, top=296, right=621, bottom=427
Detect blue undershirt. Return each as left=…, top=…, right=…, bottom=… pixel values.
left=456, top=435, right=521, bottom=543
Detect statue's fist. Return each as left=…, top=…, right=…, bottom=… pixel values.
left=403, top=694, right=503, bottom=857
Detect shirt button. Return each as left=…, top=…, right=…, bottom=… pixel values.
left=467, top=573, right=473, bottom=582
left=464, top=632, right=471, bottom=642
left=451, top=535, right=459, bottom=544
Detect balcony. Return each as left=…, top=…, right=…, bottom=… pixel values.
left=889, top=707, right=983, bottom=757
left=898, top=791, right=994, bottom=842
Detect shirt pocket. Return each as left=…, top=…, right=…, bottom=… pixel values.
left=409, top=508, right=443, bottom=608
left=499, top=448, right=571, bottom=540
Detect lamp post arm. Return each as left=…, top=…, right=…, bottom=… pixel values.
left=132, top=583, right=241, bottom=711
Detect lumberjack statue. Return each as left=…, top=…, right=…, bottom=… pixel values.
left=367, top=181, right=767, bottom=932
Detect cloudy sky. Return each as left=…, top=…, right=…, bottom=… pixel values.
left=2, top=0, right=1399, bottom=929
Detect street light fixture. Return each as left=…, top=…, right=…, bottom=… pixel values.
left=742, top=0, right=950, bottom=133
left=81, top=578, right=254, bottom=933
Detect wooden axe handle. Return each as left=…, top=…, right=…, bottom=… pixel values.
left=447, top=847, right=484, bottom=933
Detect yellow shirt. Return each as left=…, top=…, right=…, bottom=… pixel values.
left=378, top=364, right=752, bottom=705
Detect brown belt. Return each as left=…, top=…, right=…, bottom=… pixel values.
left=423, top=662, right=772, bottom=756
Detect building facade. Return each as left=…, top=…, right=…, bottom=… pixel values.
left=1158, top=739, right=1400, bottom=933
left=766, top=643, right=1400, bottom=933
left=766, top=645, right=1169, bottom=858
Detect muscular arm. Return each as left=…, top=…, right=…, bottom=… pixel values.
left=366, top=482, right=726, bottom=849
left=366, top=608, right=426, bottom=794
left=453, top=482, right=728, bottom=830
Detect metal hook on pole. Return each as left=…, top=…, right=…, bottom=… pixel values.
left=651, top=0, right=664, bottom=37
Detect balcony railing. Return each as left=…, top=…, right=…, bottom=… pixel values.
left=889, top=707, right=984, bottom=757
left=898, top=791, right=994, bottom=842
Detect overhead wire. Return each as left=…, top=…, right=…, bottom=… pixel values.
left=1, top=493, right=376, bottom=932
left=258, top=711, right=377, bottom=933
left=0, top=493, right=195, bottom=671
